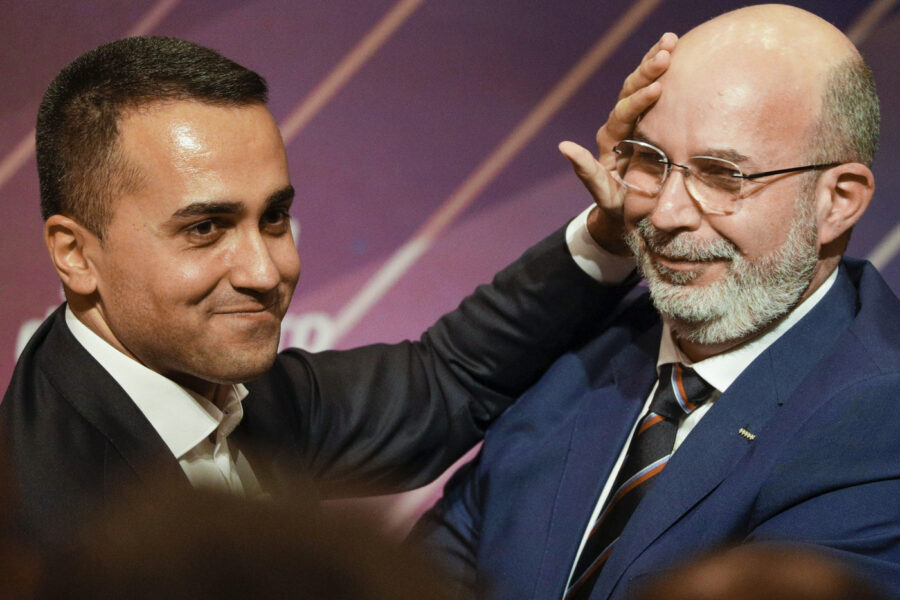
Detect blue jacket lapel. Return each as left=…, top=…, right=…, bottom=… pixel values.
left=531, top=323, right=661, bottom=598
left=594, top=266, right=858, bottom=598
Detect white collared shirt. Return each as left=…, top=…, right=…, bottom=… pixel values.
left=563, top=207, right=838, bottom=589
left=65, top=306, right=264, bottom=497
left=565, top=206, right=637, bottom=284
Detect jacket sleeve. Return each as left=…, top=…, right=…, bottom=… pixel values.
left=409, top=457, right=483, bottom=599
left=248, top=225, right=634, bottom=494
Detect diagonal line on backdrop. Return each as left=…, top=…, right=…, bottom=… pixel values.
left=279, top=0, right=425, bottom=144
left=330, top=0, right=664, bottom=343
left=847, top=0, right=898, bottom=45
left=0, top=136, right=35, bottom=195
left=125, top=0, right=181, bottom=36
left=0, top=0, right=419, bottom=194
left=850, top=0, right=900, bottom=269
left=867, top=222, right=900, bottom=271
left=0, top=0, right=182, bottom=194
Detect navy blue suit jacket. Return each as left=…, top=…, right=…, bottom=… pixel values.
left=416, top=259, right=900, bottom=599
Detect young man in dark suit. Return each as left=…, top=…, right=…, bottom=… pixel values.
left=0, top=35, right=671, bottom=551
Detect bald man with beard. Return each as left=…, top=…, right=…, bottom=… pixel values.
left=414, top=5, right=900, bottom=599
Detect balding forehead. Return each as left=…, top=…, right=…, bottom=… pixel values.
left=662, top=4, right=863, bottom=126
left=662, top=37, right=822, bottom=125
left=679, top=4, right=860, bottom=74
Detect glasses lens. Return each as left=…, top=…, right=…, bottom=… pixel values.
left=684, top=156, right=743, bottom=214
left=614, top=141, right=667, bottom=195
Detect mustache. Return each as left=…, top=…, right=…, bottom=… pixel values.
left=630, top=218, right=737, bottom=262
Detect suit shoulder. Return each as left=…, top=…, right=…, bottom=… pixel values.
left=845, top=259, right=900, bottom=372
left=479, top=292, right=657, bottom=448
left=752, top=372, right=900, bottom=523
left=2, top=307, right=71, bottom=418
left=246, top=348, right=315, bottom=402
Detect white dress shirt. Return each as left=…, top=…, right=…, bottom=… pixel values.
left=565, top=206, right=637, bottom=285
left=65, top=306, right=264, bottom=497
left=562, top=207, right=838, bottom=588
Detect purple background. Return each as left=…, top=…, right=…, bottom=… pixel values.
left=1, top=0, right=898, bottom=527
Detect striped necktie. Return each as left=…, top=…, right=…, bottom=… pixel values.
left=565, top=363, right=715, bottom=599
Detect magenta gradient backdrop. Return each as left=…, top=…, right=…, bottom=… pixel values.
left=1, top=0, right=898, bottom=526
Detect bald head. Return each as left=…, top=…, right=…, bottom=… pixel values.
left=682, top=4, right=859, bottom=72
left=655, top=4, right=878, bottom=167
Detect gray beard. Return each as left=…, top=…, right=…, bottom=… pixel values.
left=625, top=205, right=818, bottom=346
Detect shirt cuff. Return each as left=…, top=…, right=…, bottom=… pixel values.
left=565, top=205, right=636, bottom=284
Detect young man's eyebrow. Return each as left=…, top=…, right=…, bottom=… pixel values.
left=266, top=185, right=295, bottom=208
left=170, top=201, right=244, bottom=220
left=168, top=185, right=295, bottom=221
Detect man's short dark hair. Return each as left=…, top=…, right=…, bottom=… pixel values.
left=36, top=36, right=269, bottom=239
left=808, top=56, right=880, bottom=168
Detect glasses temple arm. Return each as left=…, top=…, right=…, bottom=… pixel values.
left=736, top=162, right=842, bottom=180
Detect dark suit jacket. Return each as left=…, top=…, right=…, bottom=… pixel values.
left=1, top=228, right=632, bottom=551
left=416, top=258, right=900, bottom=599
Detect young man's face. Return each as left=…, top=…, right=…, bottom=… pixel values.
left=88, top=101, right=300, bottom=395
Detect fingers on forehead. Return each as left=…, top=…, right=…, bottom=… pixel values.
left=604, top=84, right=658, bottom=147
left=642, top=32, right=677, bottom=62
left=620, top=58, right=658, bottom=100
left=640, top=51, right=668, bottom=82
left=623, top=42, right=672, bottom=99
left=622, top=83, right=659, bottom=121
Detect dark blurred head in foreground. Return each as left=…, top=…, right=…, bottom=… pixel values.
left=35, top=484, right=449, bottom=600
left=631, top=544, right=886, bottom=600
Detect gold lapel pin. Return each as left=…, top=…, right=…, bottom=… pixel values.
left=738, top=427, right=756, bottom=441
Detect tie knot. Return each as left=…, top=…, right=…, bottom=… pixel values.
left=649, top=363, right=714, bottom=421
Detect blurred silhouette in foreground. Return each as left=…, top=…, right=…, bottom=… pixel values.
left=34, top=479, right=450, bottom=600
left=630, top=544, right=887, bottom=600
left=0, top=452, right=40, bottom=599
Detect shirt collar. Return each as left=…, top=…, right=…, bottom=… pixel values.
left=657, top=267, right=838, bottom=392
left=64, top=306, right=249, bottom=459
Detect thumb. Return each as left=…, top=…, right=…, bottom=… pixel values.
left=559, top=141, right=614, bottom=206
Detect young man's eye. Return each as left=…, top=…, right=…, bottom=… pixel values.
left=262, top=208, right=290, bottom=230
left=191, top=220, right=216, bottom=235
left=185, top=219, right=225, bottom=243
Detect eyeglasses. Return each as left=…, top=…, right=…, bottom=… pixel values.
left=612, top=139, right=840, bottom=215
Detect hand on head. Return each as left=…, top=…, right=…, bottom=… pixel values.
left=559, top=32, right=677, bottom=255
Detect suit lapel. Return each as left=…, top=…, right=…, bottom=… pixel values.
left=594, top=362, right=781, bottom=595
left=42, top=307, right=191, bottom=493
left=233, top=371, right=310, bottom=495
left=229, top=417, right=293, bottom=495
left=594, top=267, right=858, bottom=597
left=531, top=323, right=661, bottom=598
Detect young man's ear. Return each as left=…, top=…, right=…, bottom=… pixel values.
left=814, top=162, right=874, bottom=247
left=44, top=215, right=101, bottom=296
